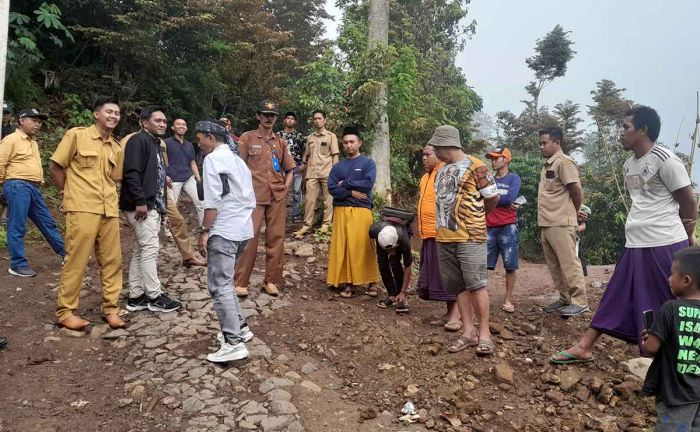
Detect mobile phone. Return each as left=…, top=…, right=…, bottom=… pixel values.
left=643, top=309, right=654, bottom=330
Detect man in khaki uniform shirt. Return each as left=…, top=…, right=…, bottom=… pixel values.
left=0, top=109, right=64, bottom=277
left=293, top=110, right=339, bottom=238
left=235, top=100, right=296, bottom=297
left=49, top=97, right=126, bottom=331
left=537, top=126, right=588, bottom=317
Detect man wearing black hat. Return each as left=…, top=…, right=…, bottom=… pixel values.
left=2, top=102, right=16, bottom=138
left=277, top=111, right=305, bottom=222
left=234, top=100, right=296, bottom=297
left=0, top=109, right=65, bottom=277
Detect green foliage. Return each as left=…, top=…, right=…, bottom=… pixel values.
left=508, top=155, right=543, bottom=261
left=63, top=93, right=94, bottom=127
left=8, top=2, right=73, bottom=66
left=525, top=25, right=575, bottom=83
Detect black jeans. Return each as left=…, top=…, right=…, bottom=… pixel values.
left=377, top=249, right=404, bottom=297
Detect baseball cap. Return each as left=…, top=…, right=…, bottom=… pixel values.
left=377, top=225, right=399, bottom=249
left=18, top=108, right=48, bottom=121
left=256, top=99, right=279, bottom=115
left=485, top=146, right=512, bottom=162
left=2, top=101, right=12, bottom=114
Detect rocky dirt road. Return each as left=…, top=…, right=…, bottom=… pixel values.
left=0, top=222, right=655, bottom=432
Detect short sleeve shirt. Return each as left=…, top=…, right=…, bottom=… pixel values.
left=0, top=130, right=44, bottom=183
left=305, top=129, right=339, bottom=179
left=623, top=145, right=690, bottom=248
left=238, top=128, right=296, bottom=205
left=537, top=150, right=580, bottom=227
left=50, top=125, right=123, bottom=217
left=164, top=137, right=195, bottom=182
left=642, top=300, right=700, bottom=405
left=435, top=156, right=499, bottom=243
left=277, top=130, right=305, bottom=166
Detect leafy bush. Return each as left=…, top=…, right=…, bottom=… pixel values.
left=509, top=154, right=544, bottom=261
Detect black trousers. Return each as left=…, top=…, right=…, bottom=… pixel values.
left=377, top=249, right=404, bottom=297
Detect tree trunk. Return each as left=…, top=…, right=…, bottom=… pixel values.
left=368, top=0, right=391, bottom=202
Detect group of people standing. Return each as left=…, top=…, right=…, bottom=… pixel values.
left=1, top=98, right=700, bottom=426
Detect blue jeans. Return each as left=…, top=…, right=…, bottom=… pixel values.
left=291, top=168, right=303, bottom=218
left=4, top=179, right=65, bottom=269
left=487, top=224, right=519, bottom=271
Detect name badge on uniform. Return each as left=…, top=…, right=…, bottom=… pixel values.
left=321, top=141, right=327, bottom=146
left=272, top=155, right=281, bottom=172
left=545, top=170, right=556, bottom=179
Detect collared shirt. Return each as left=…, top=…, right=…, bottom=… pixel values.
left=277, top=129, right=306, bottom=165
left=417, top=162, right=444, bottom=239
left=0, top=129, right=44, bottom=183
left=164, top=136, right=196, bottom=182
left=304, top=128, right=339, bottom=179
left=238, top=128, right=296, bottom=205
left=51, top=125, right=123, bottom=217
left=202, top=144, right=256, bottom=242
left=537, top=149, right=580, bottom=227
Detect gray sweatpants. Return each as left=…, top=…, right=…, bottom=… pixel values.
left=207, top=235, right=248, bottom=344
left=655, top=400, right=700, bottom=431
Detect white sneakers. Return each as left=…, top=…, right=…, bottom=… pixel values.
left=207, top=341, right=249, bottom=363
left=209, top=326, right=254, bottom=363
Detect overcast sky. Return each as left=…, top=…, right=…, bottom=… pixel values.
left=324, top=0, right=700, bottom=183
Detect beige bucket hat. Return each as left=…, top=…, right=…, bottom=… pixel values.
left=427, top=125, right=461, bottom=148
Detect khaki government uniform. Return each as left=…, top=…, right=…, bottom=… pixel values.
left=537, top=149, right=587, bottom=307
left=51, top=125, right=124, bottom=320
left=0, top=130, right=44, bottom=183
left=302, top=129, right=339, bottom=228
left=235, top=128, right=296, bottom=286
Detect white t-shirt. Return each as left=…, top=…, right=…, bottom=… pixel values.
left=623, top=145, right=690, bottom=248
left=202, top=144, right=256, bottom=242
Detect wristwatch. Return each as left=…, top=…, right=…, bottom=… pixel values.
left=199, top=226, right=210, bottom=234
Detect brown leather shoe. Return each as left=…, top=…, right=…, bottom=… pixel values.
left=58, top=315, right=90, bottom=331
left=264, top=283, right=279, bottom=296
left=103, top=313, right=126, bottom=329
left=235, top=286, right=249, bottom=297
left=183, top=256, right=207, bottom=267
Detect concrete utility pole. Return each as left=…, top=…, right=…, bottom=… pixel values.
left=367, top=0, right=391, bottom=202
left=0, top=0, right=9, bottom=141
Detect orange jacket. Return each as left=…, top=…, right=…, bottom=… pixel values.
left=417, top=162, right=444, bottom=239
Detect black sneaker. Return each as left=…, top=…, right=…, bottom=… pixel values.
left=8, top=267, right=37, bottom=277
left=148, top=293, right=181, bottom=313
left=126, top=294, right=149, bottom=311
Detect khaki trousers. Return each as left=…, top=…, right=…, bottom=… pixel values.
left=166, top=191, right=195, bottom=261
left=302, top=177, right=333, bottom=228
left=541, top=226, right=587, bottom=307
left=235, top=199, right=286, bottom=286
left=57, top=212, right=122, bottom=321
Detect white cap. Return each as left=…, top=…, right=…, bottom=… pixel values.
left=377, top=225, right=399, bottom=249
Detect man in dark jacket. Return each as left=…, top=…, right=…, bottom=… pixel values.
left=121, top=107, right=181, bottom=313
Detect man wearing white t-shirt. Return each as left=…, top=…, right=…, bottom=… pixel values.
left=551, top=105, right=697, bottom=365
left=195, top=120, right=256, bottom=363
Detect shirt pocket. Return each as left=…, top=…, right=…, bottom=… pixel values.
left=76, top=147, right=98, bottom=169
left=248, top=144, right=263, bottom=158
left=319, top=141, right=330, bottom=156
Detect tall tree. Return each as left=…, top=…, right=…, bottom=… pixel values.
left=553, top=100, right=584, bottom=153
left=525, top=25, right=575, bottom=121
left=367, top=0, right=391, bottom=199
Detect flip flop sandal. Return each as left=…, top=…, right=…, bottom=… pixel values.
left=377, top=298, right=394, bottom=308
left=340, top=288, right=354, bottom=298
left=444, top=321, right=462, bottom=332
left=476, top=339, right=495, bottom=356
left=366, top=289, right=379, bottom=297
left=447, top=336, right=479, bottom=353
left=395, top=302, right=410, bottom=314
left=502, top=304, right=515, bottom=313
left=549, top=351, right=595, bottom=365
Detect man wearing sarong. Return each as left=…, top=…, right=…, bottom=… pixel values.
left=327, top=126, right=379, bottom=298
left=550, top=105, right=697, bottom=365
left=416, top=144, right=461, bottom=331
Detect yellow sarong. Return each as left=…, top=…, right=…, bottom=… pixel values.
left=326, top=206, right=380, bottom=287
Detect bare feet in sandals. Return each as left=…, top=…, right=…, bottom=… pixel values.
left=448, top=335, right=479, bottom=353
left=340, top=286, right=354, bottom=298
left=502, top=302, right=515, bottom=313
left=476, top=339, right=495, bottom=356
left=365, top=283, right=378, bottom=297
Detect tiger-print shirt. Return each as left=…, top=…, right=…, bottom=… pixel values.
left=434, top=156, right=498, bottom=243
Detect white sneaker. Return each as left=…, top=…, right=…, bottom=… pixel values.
left=217, top=326, right=254, bottom=345
left=207, top=341, right=249, bottom=363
